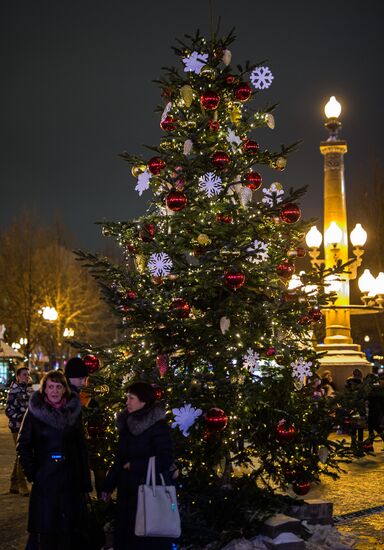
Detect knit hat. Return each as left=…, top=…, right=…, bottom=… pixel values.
left=127, top=382, right=156, bottom=405
left=65, top=357, right=88, bottom=378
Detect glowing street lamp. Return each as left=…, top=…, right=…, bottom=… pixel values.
left=304, top=96, right=382, bottom=387
left=40, top=306, right=58, bottom=322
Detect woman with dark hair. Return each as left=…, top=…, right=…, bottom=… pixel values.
left=17, top=370, right=92, bottom=550
left=102, top=382, right=175, bottom=550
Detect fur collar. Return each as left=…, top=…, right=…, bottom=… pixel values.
left=28, top=390, right=81, bottom=430
left=117, top=403, right=166, bottom=435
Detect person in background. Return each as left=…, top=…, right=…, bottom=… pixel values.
left=366, top=372, right=384, bottom=446
left=65, top=356, right=107, bottom=499
left=64, top=357, right=88, bottom=393
left=101, top=382, right=175, bottom=550
left=17, top=370, right=92, bottom=550
left=344, top=369, right=365, bottom=455
left=5, top=365, right=33, bottom=496
left=320, top=370, right=336, bottom=397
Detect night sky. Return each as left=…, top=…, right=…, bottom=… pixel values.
left=1, top=0, right=383, bottom=251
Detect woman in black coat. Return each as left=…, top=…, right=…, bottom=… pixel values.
left=17, top=370, right=92, bottom=550
left=102, top=382, right=175, bottom=550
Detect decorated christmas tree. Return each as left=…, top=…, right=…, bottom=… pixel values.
left=77, top=30, right=348, bottom=548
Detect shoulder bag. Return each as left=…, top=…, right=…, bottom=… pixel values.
left=135, top=456, right=181, bottom=538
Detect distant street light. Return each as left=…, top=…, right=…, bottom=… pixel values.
left=40, top=306, right=58, bottom=321
left=63, top=327, right=74, bottom=338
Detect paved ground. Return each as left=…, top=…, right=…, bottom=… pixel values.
left=1, top=412, right=384, bottom=549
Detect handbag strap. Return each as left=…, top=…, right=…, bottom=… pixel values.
left=145, top=456, right=167, bottom=494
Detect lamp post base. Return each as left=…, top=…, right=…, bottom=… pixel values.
left=316, top=343, right=371, bottom=390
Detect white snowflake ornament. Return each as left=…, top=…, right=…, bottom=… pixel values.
left=172, top=404, right=202, bottom=436
left=182, top=51, right=208, bottom=75
left=247, top=240, right=269, bottom=264
left=198, top=172, right=222, bottom=197
left=291, top=357, right=313, bottom=383
left=262, top=182, right=284, bottom=206
left=135, top=170, right=152, bottom=196
left=147, top=252, right=173, bottom=277
left=226, top=128, right=242, bottom=151
left=243, top=348, right=262, bottom=375
left=250, top=66, right=274, bottom=90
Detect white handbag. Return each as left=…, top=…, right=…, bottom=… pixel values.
left=135, top=456, right=181, bottom=538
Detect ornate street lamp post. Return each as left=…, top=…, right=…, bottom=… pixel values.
left=305, top=97, right=382, bottom=388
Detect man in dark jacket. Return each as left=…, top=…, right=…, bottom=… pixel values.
left=64, top=356, right=88, bottom=393
left=65, top=356, right=107, bottom=498
left=5, top=365, right=32, bottom=495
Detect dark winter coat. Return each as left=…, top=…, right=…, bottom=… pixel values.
left=103, top=402, right=175, bottom=550
left=368, top=383, right=384, bottom=432
left=16, top=390, right=92, bottom=536
left=5, top=381, right=33, bottom=433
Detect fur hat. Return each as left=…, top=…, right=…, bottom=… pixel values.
left=65, top=357, right=88, bottom=378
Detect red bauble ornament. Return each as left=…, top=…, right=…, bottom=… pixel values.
left=243, top=139, right=259, bottom=154
left=140, top=223, right=156, bottom=242
left=216, top=213, right=233, bottom=224
left=170, top=298, right=190, bottom=318
left=166, top=190, right=188, bottom=212
left=266, top=346, right=276, bottom=357
left=276, top=419, right=296, bottom=444
left=212, top=151, right=231, bottom=170
left=83, top=354, right=100, bottom=374
left=204, top=407, right=228, bottom=431
left=148, top=156, right=166, bottom=175
left=200, top=91, right=220, bottom=111
left=276, top=260, right=295, bottom=278
left=160, top=116, right=176, bottom=132
left=156, top=354, right=169, bottom=377
left=225, top=74, right=235, bottom=85
left=126, top=291, right=137, bottom=300
left=308, top=308, right=322, bottom=322
left=299, top=315, right=311, bottom=325
left=126, top=242, right=136, bottom=253
left=292, top=480, right=311, bottom=496
left=152, top=385, right=164, bottom=401
left=279, top=203, right=301, bottom=224
left=245, top=171, right=262, bottom=190
left=208, top=120, right=220, bottom=132
left=296, top=246, right=306, bottom=258
left=234, top=82, right=252, bottom=102
left=224, top=271, right=245, bottom=290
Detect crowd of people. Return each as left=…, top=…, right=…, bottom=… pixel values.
left=5, top=359, right=176, bottom=550
left=4, top=358, right=384, bottom=550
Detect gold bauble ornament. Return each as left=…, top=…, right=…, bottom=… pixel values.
left=197, top=233, right=211, bottom=246
left=131, top=164, right=147, bottom=178
left=222, top=49, right=232, bottom=66
left=134, top=254, right=146, bottom=273
left=265, top=113, right=275, bottom=129
left=229, top=103, right=242, bottom=125
left=275, top=157, right=287, bottom=171
left=200, top=65, right=216, bottom=79
left=287, top=249, right=298, bottom=258
left=180, top=84, right=194, bottom=107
